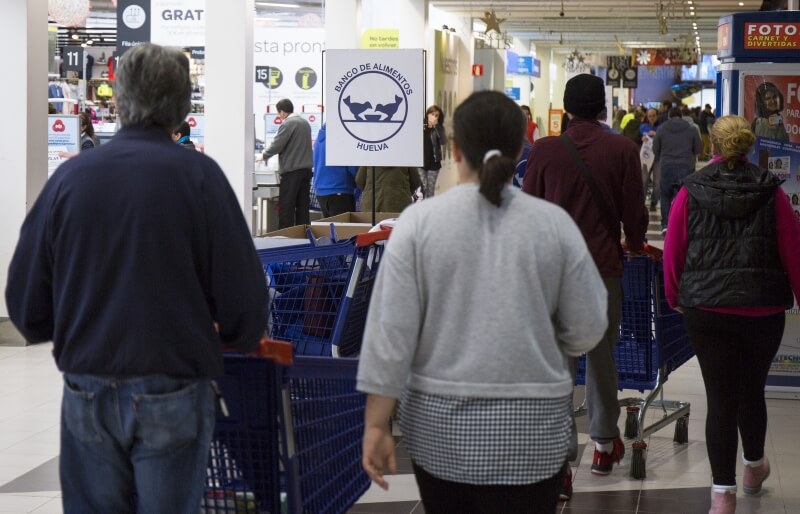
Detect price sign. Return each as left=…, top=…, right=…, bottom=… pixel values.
left=63, top=46, right=84, bottom=73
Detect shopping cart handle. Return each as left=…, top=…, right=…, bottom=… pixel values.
left=622, top=242, right=662, bottom=262
left=355, top=229, right=391, bottom=247
left=256, top=337, right=294, bottom=365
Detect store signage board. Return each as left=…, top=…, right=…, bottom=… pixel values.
left=151, top=0, right=205, bottom=48
left=63, top=46, right=84, bottom=73
left=47, top=115, right=80, bottom=177
left=718, top=11, right=800, bottom=62
left=325, top=49, right=424, bottom=167
left=253, top=27, right=324, bottom=143
left=504, top=87, right=521, bottom=100
left=117, top=0, right=151, bottom=57
left=361, top=29, right=400, bottom=49
left=186, top=114, right=204, bottom=145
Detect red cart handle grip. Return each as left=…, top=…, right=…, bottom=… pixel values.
left=355, top=229, right=391, bottom=247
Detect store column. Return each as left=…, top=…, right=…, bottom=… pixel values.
left=204, top=0, right=255, bottom=228
left=0, top=1, right=48, bottom=318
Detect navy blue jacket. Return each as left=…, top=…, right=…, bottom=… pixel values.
left=5, top=127, right=268, bottom=378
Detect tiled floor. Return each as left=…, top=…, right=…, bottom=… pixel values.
left=2, top=339, right=800, bottom=514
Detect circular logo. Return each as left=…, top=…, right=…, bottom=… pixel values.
left=122, top=5, right=146, bottom=29
left=624, top=68, right=637, bottom=80
left=295, top=67, right=317, bottom=90
left=338, top=70, right=408, bottom=144
left=608, top=68, right=620, bottom=81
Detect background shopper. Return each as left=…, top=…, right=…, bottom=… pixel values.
left=524, top=73, right=648, bottom=498
left=262, top=98, right=313, bottom=228
left=313, top=123, right=358, bottom=217
left=172, top=120, right=196, bottom=150
left=420, top=104, right=446, bottom=199
left=357, top=90, right=608, bottom=514
left=5, top=43, right=268, bottom=514
left=663, top=115, right=800, bottom=514
left=356, top=165, right=421, bottom=213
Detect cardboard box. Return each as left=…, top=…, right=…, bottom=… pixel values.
left=312, top=212, right=399, bottom=226
left=260, top=223, right=373, bottom=241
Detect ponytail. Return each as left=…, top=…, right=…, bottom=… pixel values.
left=479, top=150, right=516, bottom=207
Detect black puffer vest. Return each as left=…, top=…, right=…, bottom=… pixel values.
left=678, top=161, right=793, bottom=308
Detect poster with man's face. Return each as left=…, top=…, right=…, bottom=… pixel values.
left=741, top=74, right=800, bottom=195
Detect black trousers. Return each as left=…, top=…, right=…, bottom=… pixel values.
left=317, top=193, right=355, bottom=218
left=684, top=308, right=785, bottom=486
left=278, top=168, right=312, bottom=229
left=412, top=461, right=562, bottom=514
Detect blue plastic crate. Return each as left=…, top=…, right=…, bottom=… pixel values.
left=576, top=255, right=692, bottom=392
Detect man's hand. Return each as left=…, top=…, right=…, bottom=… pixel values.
left=362, top=424, right=397, bottom=490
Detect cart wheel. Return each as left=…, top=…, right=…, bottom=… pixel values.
left=673, top=414, right=689, bottom=444
left=624, top=406, right=639, bottom=439
left=630, top=440, right=647, bottom=479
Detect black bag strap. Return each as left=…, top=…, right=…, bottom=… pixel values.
left=559, top=134, right=622, bottom=254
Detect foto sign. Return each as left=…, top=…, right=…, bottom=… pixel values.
left=325, top=49, right=424, bottom=166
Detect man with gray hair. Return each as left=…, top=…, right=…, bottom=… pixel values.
left=5, top=43, right=268, bottom=513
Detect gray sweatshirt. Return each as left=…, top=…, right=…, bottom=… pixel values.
left=653, top=117, right=701, bottom=170
left=263, top=113, right=313, bottom=173
left=357, top=184, right=608, bottom=400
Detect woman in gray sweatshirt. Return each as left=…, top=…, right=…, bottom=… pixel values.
left=357, top=90, right=609, bottom=513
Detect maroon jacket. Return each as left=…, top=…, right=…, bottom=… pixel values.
left=523, top=119, right=648, bottom=277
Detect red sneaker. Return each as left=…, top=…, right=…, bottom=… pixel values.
left=559, top=466, right=573, bottom=501
left=591, top=437, right=625, bottom=475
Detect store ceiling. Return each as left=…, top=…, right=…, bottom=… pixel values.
left=53, top=0, right=775, bottom=57
left=429, top=0, right=766, bottom=55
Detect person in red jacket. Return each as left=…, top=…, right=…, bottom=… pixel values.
left=523, top=73, right=647, bottom=500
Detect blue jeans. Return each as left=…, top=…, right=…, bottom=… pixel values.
left=659, top=164, right=690, bottom=229
left=60, top=374, right=215, bottom=514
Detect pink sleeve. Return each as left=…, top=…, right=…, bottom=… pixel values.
left=774, top=190, right=800, bottom=304
left=663, top=188, right=689, bottom=309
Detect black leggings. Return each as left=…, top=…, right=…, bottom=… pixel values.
left=412, top=461, right=562, bottom=514
left=684, top=308, right=784, bottom=486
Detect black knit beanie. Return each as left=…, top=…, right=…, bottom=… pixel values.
left=563, top=74, right=605, bottom=120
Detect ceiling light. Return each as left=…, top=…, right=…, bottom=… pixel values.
left=739, top=1, right=744, bottom=4
left=86, top=39, right=93, bottom=45
left=687, top=0, right=692, bottom=3
left=691, top=11, right=695, bottom=15
left=255, top=2, right=299, bottom=7
left=71, top=33, right=79, bottom=40
left=80, top=43, right=87, bottom=48
left=689, top=6, right=694, bottom=10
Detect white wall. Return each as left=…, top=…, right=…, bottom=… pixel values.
left=0, top=1, right=49, bottom=318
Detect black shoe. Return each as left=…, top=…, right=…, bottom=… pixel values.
left=649, top=204, right=657, bottom=212
left=559, top=465, right=573, bottom=501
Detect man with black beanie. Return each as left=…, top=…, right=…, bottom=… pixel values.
left=523, top=73, right=648, bottom=500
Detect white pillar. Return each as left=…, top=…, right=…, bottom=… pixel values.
left=326, top=0, right=360, bottom=49
left=204, top=0, right=255, bottom=228
left=0, top=1, right=48, bottom=317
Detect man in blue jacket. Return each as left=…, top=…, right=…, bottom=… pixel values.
left=312, top=123, right=358, bottom=217
left=5, top=43, right=268, bottom=514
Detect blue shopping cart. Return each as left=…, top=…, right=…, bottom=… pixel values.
left=203, top=340, right=370, bottom=514
left=576, top=245, right=693, bottom=478
left=259, top=231, right=388, bottom=357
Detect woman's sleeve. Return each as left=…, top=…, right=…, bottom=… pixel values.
left=774, top=190, right=800, bottom=302
left=663, top=188, right=690, bottom=309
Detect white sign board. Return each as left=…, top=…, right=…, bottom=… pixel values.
left=325, top=49, right=424, bottom=167
left=151, top=0, right=205, bottom=48
left=47, top=115, right=80, bottom=177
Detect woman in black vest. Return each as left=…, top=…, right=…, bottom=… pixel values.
left=663, top=115, right=800, bottom=514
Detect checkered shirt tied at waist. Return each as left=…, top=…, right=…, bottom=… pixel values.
left=398, top=389, right=571, bottom=485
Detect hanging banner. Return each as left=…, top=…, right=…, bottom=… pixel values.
left=47, top=115, right=80, bottom=177
left=633, top=48, right=697, bottom=66
left=325, top=49, right=424, bottom=167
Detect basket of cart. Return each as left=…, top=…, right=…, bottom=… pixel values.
left=259, top=230, right=388, bottom=357
left=575, top=245, right=693, bottom=478
left=203, top=340, right=371, bottom=514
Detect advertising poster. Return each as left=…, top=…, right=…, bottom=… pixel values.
left=150, top=0, right=205, bottom=48
left=186, top=113, right=204, bottom=146
left=740, top=74, right=800, bottom=394
left=325, top=49, right=424, bottom=167
left=253, top=27, right=324, bottom=142
left=47, top=115, right=80, bottom=177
